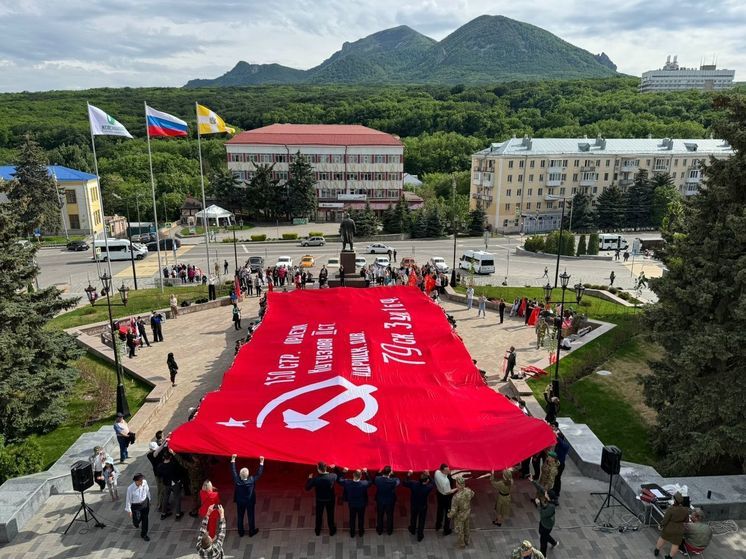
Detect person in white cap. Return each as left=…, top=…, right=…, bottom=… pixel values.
left=146, top=439, right=167, bottom=512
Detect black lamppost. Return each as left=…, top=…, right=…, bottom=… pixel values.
left=118, top=282, right=130, bottom=306
left=450, top=176, right=458, bottom=288
left=84, top=283, right=98, bottom=306
left=100, top=271, right=130, bottom=417
left=543, top=271, right=585, bottom=398
left=232, top=223, right=239, bottom=276
left=112, top=192, right=138, bottom=290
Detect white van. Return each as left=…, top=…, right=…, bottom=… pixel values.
left=599, top=234, right=628, bottom=251
left=458, top=250, right=495, bottom=274
left=93, top=239, right=148, bottom=261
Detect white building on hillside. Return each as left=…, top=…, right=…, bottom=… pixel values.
left=640, top=55, right=735, bottom=93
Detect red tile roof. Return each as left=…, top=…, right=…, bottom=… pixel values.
left=226, top=124, right=402, bottom=147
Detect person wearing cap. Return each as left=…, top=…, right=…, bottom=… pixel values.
left=533, top=451, right=558, bottom=506
left=490, top=468, right=513, bottom=526
left=125, top=473, right=152, bottom=541
left=537, top=488, right=559, bottom=555
left=448, top=476, right=475, bottom=548
left=655, top=491, right=688, bottom=558
left=146, top=439, right=167, bottom=512
left=434, top=463, right=457, bottom=535
left=113, top=413, right=130, bottom=463
left=511, top=540, right=545, bottom=559
left=305, top=461, right=338, bottom=536
left=403, top=470, right=434, bottom=542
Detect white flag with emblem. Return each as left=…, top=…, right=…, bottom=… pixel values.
left=87, top=104, right=133, bottom=138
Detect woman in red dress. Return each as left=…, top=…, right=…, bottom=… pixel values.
left=198, top=480, right=221, bottom=537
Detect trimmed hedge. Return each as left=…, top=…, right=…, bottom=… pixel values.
left=308, top=231, right=325, bottom=237
left=251, top=234, right=267, bottom=241
left=524, top=235, right=545, bottom=252
left=282, top=233, right=298, bottom=240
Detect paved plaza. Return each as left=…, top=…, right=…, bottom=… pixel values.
left=1, top=294, right=742, bottom=558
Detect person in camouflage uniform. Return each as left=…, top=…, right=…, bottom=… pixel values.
left=447, top=476, right=475, bottom=548
left=489, top=468, right=513, bottom=526
left=511, top=540, right=545, bottom=559
left=534, top=451, right=558, bottom=506
left=174, top=452, right=206, bottom=517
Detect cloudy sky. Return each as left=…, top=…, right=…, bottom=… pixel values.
left=0, top=0, right=744, bottom=92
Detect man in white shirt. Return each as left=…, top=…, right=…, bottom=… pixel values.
left=434, top=464, right=457, bottom=535
left=125, top=473, right=152, bottom=541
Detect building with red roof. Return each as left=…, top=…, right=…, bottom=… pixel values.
left=226, top=124, right=420, bottom=220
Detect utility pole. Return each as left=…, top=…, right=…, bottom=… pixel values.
left=450, top=176, right=457, bottom=288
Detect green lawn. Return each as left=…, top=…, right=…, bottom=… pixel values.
left=455, top=285, right=656, bottom=466
left=28, top=235, right=85, bottom=245
left=50, top=284, right=232, bottom=329
left=180, top=225, right=253, bottom=236
left=29, top=354, right=151, bottom=469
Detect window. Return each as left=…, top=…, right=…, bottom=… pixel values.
left=530, top=160, right=535, bottom=168
left=596, top=160, right=601, bottom=167
left=548, top=172, right=562, bottom=181
left=347, top=173, right=357, bottom=181
left=561, top=174, right=567, bottom=181
left=332, top=154, right=344, bottom=163
left=574, top=160, right=580, bottom=167
left=604, top=173, right=609, bottom=181
left=69, top=214, right=80, bottom=229
left=519, top=160, right=524, bottom=168
left=333, top=172, right=344, bottom=181
left=539, top=174, right=543, bottom=182
left=93, top=210, right=101, bottom=225
left=560, top=187, right=566, bottom=194
left=592, top=187, right=598, bottom=194
left=508, top=160, right=514, bottom=168
left=606, top=159, right=611, bottom=167
left=549, top=159, right=563, bottom=168
left=536, top=202, right=542, bottom=209
left=674, top=158, right=679, bottom=166
left=507, top=175, right=513, bottom=183
left=65, top=190, right=76, bottom=204
left=546, top=201, right=554, bottom=209
left=506, top=189, right=512, bottom=197
left=572, top=188, right=577, bottom=194
left=646, top=159, right=651, bottom=166
left=525, top=202, right=531, bottom=209
left=529, top=174, right=534, bottom=182
left=518, top=174, right=523, bottom=182
left=505, top=203, right=511, bottom=210
left=90, top=187, right=98, bottom=202
left=572, top=173, right=578, bottom=182
left=540, top=160, right=545, bottom=168
left=275, top=154, right=287, bottom=163
left=538, top=188, right=543, bottom=195
left=528, top=188, right=533, bottom=196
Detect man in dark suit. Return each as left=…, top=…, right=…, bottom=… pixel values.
left=305, top=461, right=338, bottom=536
left=231, top=454, right=264, bottom=537
left=374, top=465, right=399, bottom=535
left=337, top=468, right=370, bottom=538
left=498, top=299, right=506, bottom=324
left=503, top=346, right=517, bottom=382
left=403, top=470, right=434, bottom=542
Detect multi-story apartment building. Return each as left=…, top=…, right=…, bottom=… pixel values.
left=0, top=165, right=104, bottom=236
left=470, top=136, right=733, bottom=233
left=640, top=55, right=735, bottom=93
left=226, top=124, right=420, bottom=221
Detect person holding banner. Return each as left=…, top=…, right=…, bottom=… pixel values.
left=404, top=470, right=434, bottom=542
left=305, top=462, right=338, bottom=536
left=374, top=465, right=400, bottom=535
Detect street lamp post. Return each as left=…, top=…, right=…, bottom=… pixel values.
left=232, top=222, right=239, bottom=276
left=450, top=176, right=458, bottom=288
left=100, top=272, right=130, bottom=417
left=543, top=271, right=585, bottom=398
left=546, top=195, right=572, bottom=288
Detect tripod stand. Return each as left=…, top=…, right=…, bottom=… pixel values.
left=593, top=472, right=638, bottom=523
left=64, top=490, right=106, bottom=535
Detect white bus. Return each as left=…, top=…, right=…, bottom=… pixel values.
left=458, top=250, right=496, bottom=274
left=598, top=234, right=629, bottom=251
left=93, top=239, right=148, bottom=261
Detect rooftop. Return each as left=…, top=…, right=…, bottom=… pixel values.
left=226, top=124, right=402, bottom=147
left=0, top=164, right=97, bottom=182
left=475, top=137, right=734, bottom=157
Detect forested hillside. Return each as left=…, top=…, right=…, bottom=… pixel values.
left=0, top=78, right=736, bottom=223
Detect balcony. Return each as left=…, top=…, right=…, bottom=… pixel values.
left=473, top=172, right=481, bottom=182
left=619, top=179, right=634, bottom=187
left=579, top=178, right=597, bottom=187
left=547, top=165, right=564, bottom=173
left=546, top=179, right=562, bottom=187
left=481, top=177, right=493, bottom=187
left=472, top=193, right=493, bottom=204
left=580, top=166, right=596, bottom=173
left=621, top=161, right=639, bottom=170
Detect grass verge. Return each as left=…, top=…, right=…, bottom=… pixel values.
left=29, top=354, right=151, bottom=469
left=50, top=284, right=232, bottom=329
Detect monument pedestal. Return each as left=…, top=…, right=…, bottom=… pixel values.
left=328, top=250, right=367, bottom=288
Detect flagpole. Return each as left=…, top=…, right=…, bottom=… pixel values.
left=145, top=101, right=164, bottom=292
left=87, top=102, right=116, bottom=292
left=195, top=102, right=212, bottom=280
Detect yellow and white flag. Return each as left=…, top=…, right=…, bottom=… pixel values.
left=196, top=104, right=235, bottom=135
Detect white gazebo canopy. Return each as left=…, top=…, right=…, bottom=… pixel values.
left=195, top=204, right=234, bottom=226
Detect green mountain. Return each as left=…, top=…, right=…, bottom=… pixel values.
left=184, top=15, right=617, bottom=87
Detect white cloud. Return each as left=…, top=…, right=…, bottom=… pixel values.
left=0, top=0, right=743, bottom=91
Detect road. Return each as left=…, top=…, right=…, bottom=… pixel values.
left=38, top=232, right=663, bottom=303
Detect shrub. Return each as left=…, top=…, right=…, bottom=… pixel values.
left=221, top=238, right=235, bottom=243
left=576, top=234, right=587, bottom=256
left=250, top=234, right=267, bottom=241
left=282, top=233, right=298, bottom=240
left=544, top=230, right=575, bottom=256
left=523, top=235, right=545, bottom=252
left=0, top=436, right=44, bottom=484
left=308, top=231, right=324, bottom=237
left=617, top=291, right=631, bottom=301
left=587, top=232, right=600, bottom=255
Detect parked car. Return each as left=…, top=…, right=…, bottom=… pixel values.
left=275, top=256, right=293, bottom=268
left=374, top=256, right=390, bottom=267
left=430, top=256, right=450, bottom=273
left=366, top=243, right=393, bottom=254
left=146, top=238, right=181, bottom=251
left=135, top=233, right=155, bottom=244
left=67, top=240, right=90, bottom=251
left=355, top=256, right=367, bottom=268
left=326, top=257, right=340, bottom=269
left=400, top=256, right=416, bottom=267
left=300, top=255, right=315, bottom=268
left=300, top=236, right=326, bottom=247
left=247, top=256, right=264, bottom=272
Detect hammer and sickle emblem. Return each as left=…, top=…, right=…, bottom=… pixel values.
left=256, top=376, right=378, bottom=433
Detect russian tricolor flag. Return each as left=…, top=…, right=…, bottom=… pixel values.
left=145, top=105, right=188, bottom=137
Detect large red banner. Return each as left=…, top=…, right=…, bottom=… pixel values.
left=170, top=286, right=554, bottom=470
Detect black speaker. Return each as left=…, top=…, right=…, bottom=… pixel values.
left=601, top=445, right=622, bottom=475
left=71, top=460, right=94, bottom=492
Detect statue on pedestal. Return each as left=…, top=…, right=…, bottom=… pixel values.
left=340, top=213, right=356, bottom=252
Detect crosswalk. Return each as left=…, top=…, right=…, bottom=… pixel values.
left=114, top=245, right=195, bottom=280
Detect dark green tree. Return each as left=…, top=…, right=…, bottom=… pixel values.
left=587, top=232, right=600, bottom=255
left=567, top=192, right=596, bottom=231
left=46, top=143, right=92, bottom=172
left=468, top=203, right=486, bottom=236
left=210, top=168, right=245, bottom=217
left=543, top=230, right=575, bottom=256
left=596, top=184, right=625, bottom=230
left=623, top=169, right=653, bottom=229
left=576, top=234, right=587, bottom=256
left=643, top=95, right=746, bottom=475
left=0, top=436, right=44, bottom=484
left=382, top=197, right=411, bottom=234
left=286, top=151, right=317, bottom=219
left=650, top=173, right=680, bottom=228
left=410, top=209, right=428, bottom=239
left=3, top=134, right=61, bottom=236
left=352, top=203, right=380, bottom=238
left=0, top=206, right=82, bottom=441
left=246, top=164, right=283, bottom=220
